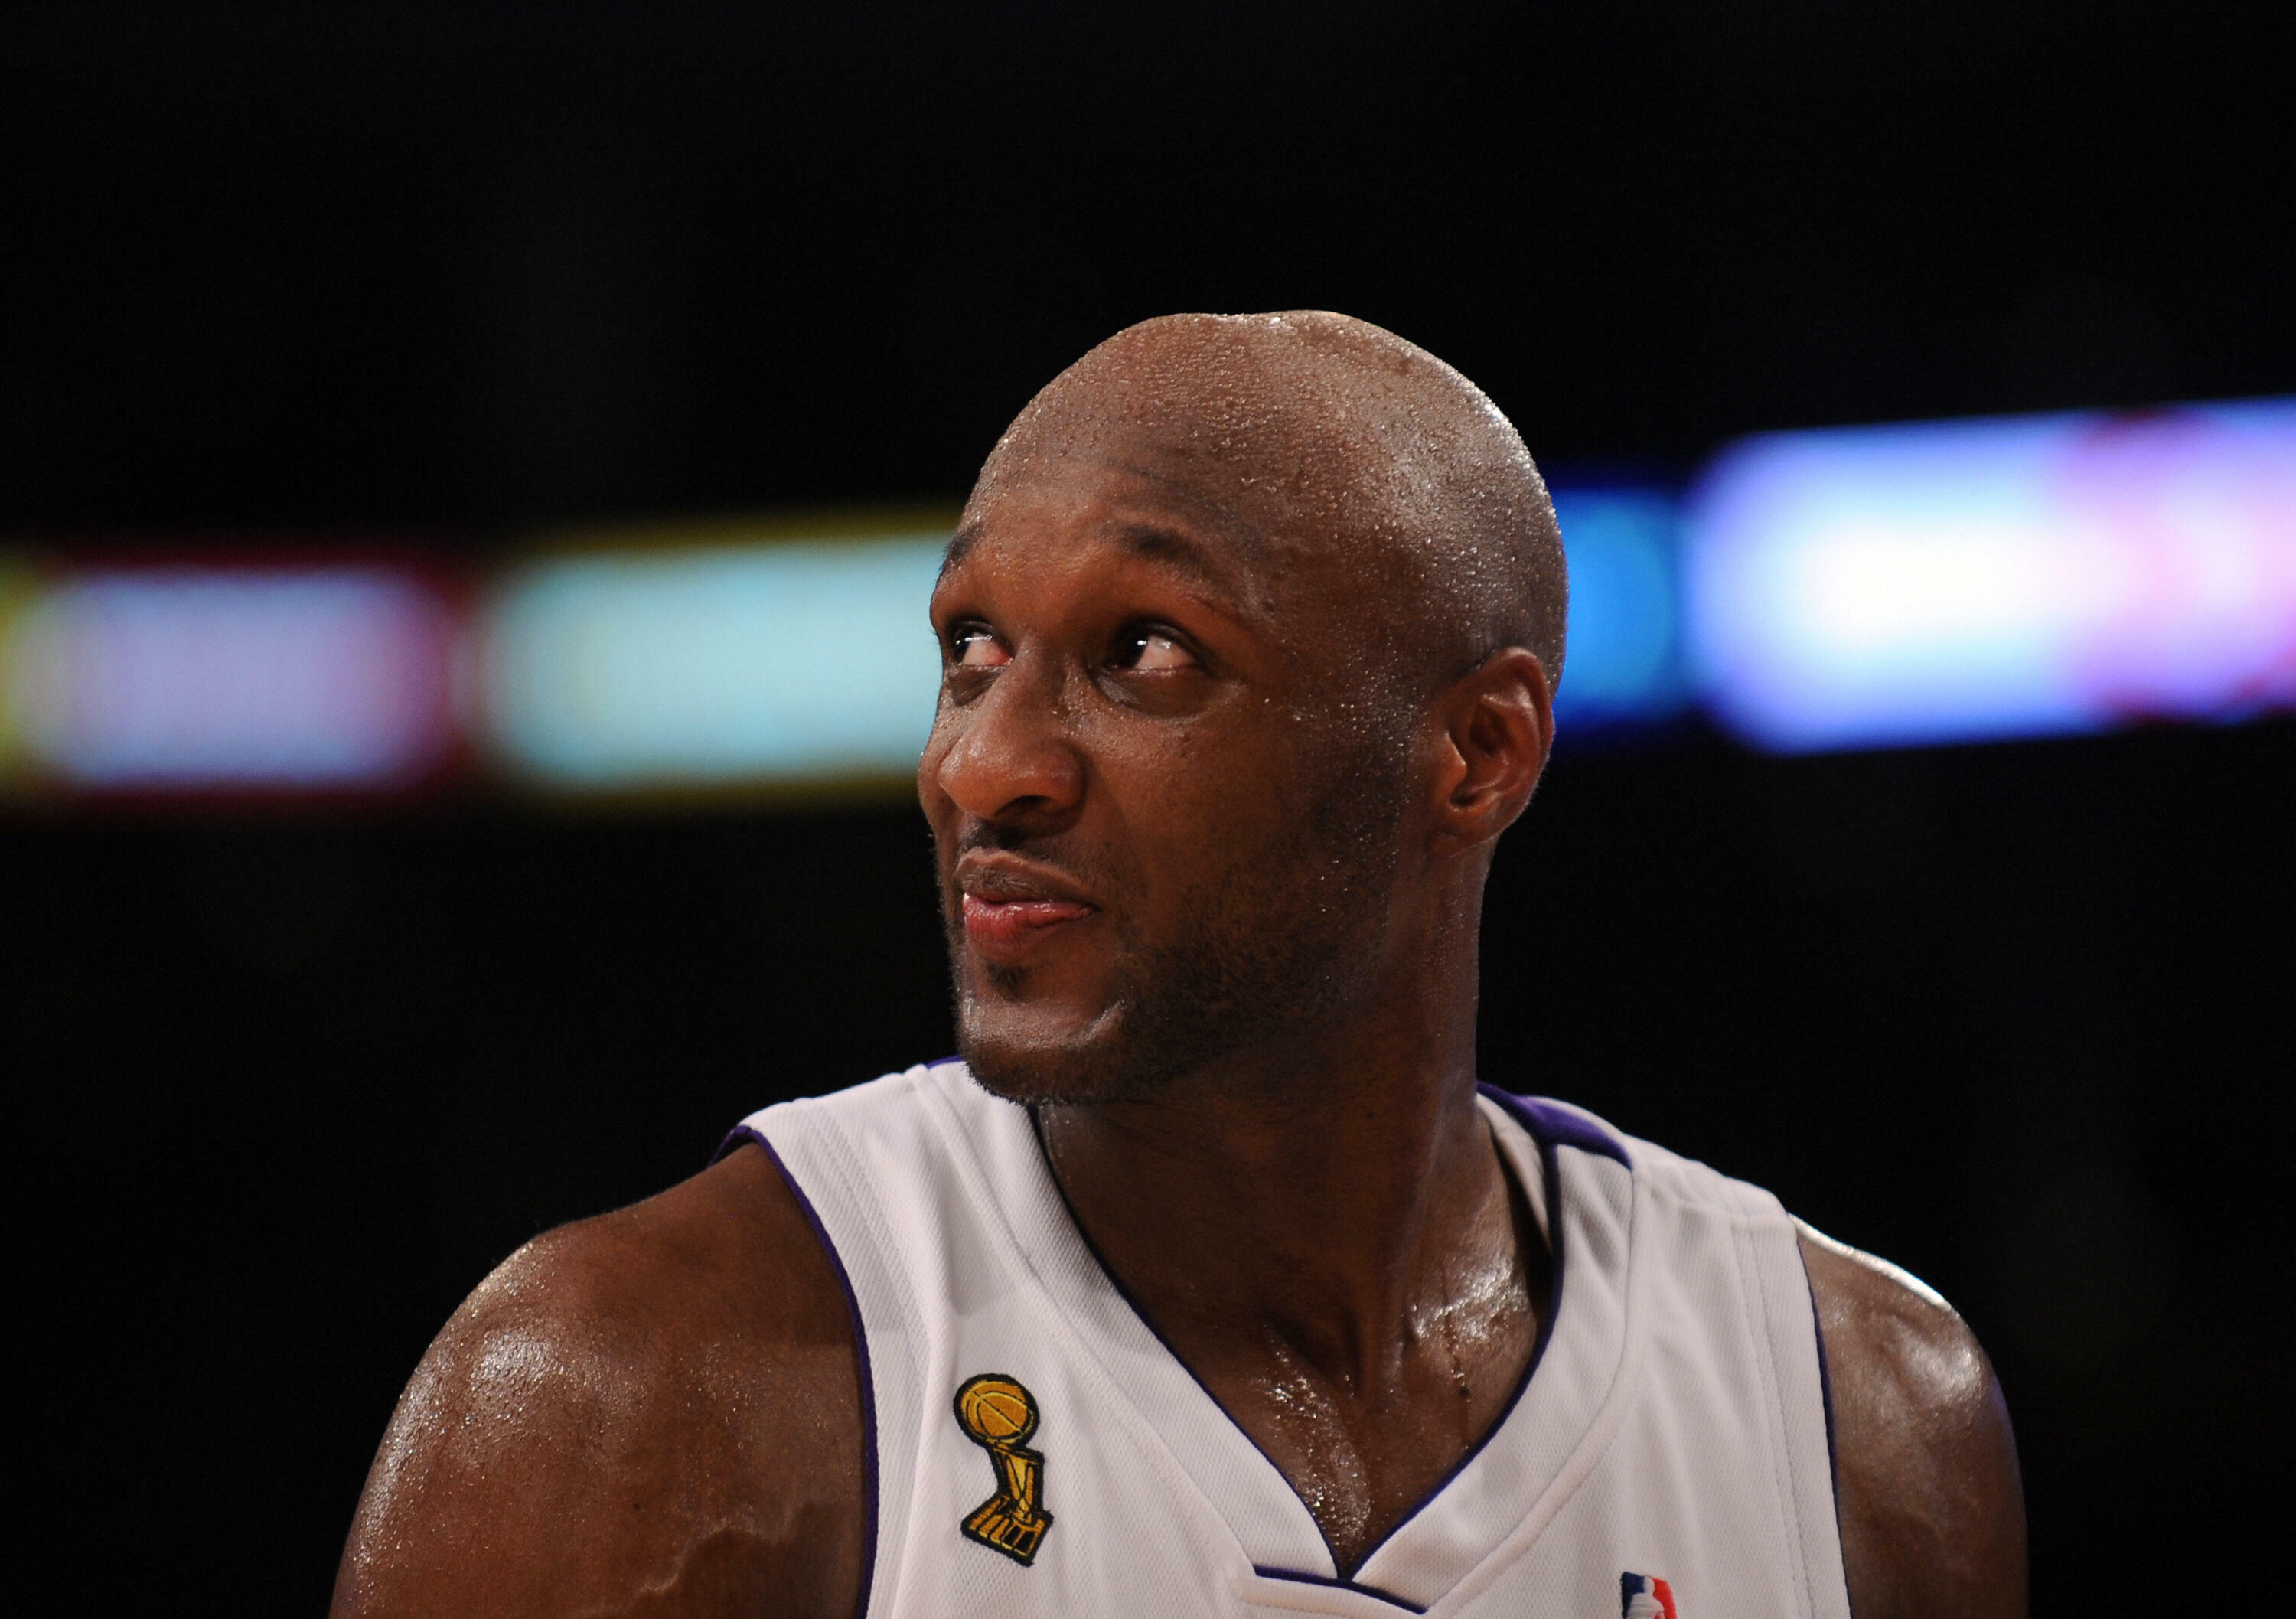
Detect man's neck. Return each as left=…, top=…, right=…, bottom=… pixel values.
left=1035, top=1041, right=1502, bottom=1382
left=1029, top=988, right=1544, bottom=1573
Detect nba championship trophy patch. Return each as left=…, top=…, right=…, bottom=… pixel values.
left=954, top=1374, right=1055, bottom=1565
left=1619, top=1572, right=1678, bottom=1617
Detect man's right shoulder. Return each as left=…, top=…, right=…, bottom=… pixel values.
left=331, top=1138, right=866, bottom=1619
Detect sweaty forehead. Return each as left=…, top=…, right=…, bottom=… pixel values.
left=954, top=447, right=1287, bottom=607
left=958, top=311, right=1567, bottom=696
left=963, top=316, right=1481, bottom=620
left=974, top=314, right=1456, bottom=553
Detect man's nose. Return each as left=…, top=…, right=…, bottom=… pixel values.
left=930, top=654, right=1085, bottom=827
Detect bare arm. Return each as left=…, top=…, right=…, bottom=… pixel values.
left=1799, top=1225, right=2027, bottom=1619
left=331, top=1144, right=865, bottom=1619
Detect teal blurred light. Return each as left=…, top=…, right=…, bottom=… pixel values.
left=483, top=534, right=949, bottom=789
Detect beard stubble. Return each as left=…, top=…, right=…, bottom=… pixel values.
left=948, top=732, right=1413, bottom=1107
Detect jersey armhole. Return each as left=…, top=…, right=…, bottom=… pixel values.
left=1797, top=1244, right=1848, bottom=1562
left=713, top=1121, right=882, bottom=1619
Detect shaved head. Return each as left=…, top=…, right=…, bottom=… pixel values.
left=967, top=310, right=1567, bottom=703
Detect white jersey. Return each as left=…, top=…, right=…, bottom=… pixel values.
left=723, top=1060, right=1851, bottom=1619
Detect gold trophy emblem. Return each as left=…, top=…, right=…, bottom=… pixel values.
left=953, top=1373, right=1055, bottom=1565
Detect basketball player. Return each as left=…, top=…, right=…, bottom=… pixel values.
left=334, top=313, right=2024, bottom=1618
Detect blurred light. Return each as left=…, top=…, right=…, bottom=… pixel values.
left=0, top=560, right=37, bottom=782
left=1686, top=399, right=2296, bottom=752
left=1550, top=488, right=1688, bottom=734
left=8, top=400, right=2290, bottom=806
left=2, top=567, right=455, bottom=788
left=483, top=533, right=947, bottom=788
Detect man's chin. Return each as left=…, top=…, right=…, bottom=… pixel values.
left=954, top=1000, right=1176, bottom=1108
left=957, top=1032, right=1133, bottom=1108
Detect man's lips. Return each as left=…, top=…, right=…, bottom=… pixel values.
left=954, top=854, right=1099, bottom=959
left=961, top=893, right=1097, bottom=953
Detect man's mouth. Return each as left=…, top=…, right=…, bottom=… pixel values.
left=954, top=854, right=1100, bottom=961
left=961, top=893, right=1097, bottom=952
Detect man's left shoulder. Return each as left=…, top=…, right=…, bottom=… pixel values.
left=1797, top=1222, right=2028, bottom=1619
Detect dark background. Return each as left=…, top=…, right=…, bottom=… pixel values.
left=4, top=5, right=2291, bottom=1615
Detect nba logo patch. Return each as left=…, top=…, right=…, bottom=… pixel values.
left=1620, top=1572, right=1678, bottom=1618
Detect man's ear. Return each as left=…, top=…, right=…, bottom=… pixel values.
left=1428, top=647, right=1554, bottom=857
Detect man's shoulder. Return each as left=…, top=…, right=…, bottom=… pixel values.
left=331, top=1143, right=864, bottom=1618
left=481, top=1136, right=856, bottom=1359
left=1797, top=1222, right=2027, bottom=1619
left=1503, top=1105, right=2030, bottom=1619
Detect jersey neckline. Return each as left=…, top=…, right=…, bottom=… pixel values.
left=918, top=1063, right=1640, bottom=1615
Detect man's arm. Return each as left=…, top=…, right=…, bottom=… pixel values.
left=1799, top=1224, right=2027, bottom=1619
left=331, top=1144, right=865, bottom=1619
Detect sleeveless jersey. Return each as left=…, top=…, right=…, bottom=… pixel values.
left=720, top=1060, right=1851, bottom=1619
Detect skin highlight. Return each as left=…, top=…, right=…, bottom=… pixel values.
left=331, top=312, right=2026, bottom=1618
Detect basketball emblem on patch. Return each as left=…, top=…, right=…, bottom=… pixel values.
left=1620, top=1572, right=1678, bottom=1617
left=954, top=1373, right=1055, bottom=1565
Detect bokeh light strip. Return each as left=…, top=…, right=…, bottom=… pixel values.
left=3, top=395, right=2289, bottom=800
left=1684, top=398, right=2296, bottom=752
left=1549, top=488, right=1689, bottom=733
left=480, top=534, right=950, bottom=788
left=2, top=566, right=457, bottom=788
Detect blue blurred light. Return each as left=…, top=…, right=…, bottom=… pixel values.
left=3, top=567, right=455, bottom=788
left=1549, top=488, right=1688, bottom=734
left=483, top=535, right=947, bottom=787
left=1685, top=399, right=2296, bottom=753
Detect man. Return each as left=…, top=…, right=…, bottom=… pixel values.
left=334, top=312, right=2025, bottom=1618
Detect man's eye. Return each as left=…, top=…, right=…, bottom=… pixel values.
left=950, top=625, right=1009, bottom=668
left=1114, top=627, right=1198, bottom=673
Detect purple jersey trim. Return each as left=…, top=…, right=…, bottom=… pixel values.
left=1799, top=1251, right=1849, bottom=1601
left=1486, top=1089, right=1633, bottom=1170
left=1252, top=1566, right=1430, bottom=1614
left=712, top=1124, right=879, bottom=1619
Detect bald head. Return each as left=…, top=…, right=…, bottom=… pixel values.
left=970, top=311, right=1567, bottom=699
left=928, top=313, right=1566, bottom=1103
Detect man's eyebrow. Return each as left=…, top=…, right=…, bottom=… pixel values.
left=938, top=524, right=983, bottom=582
left=938, top=517, right=1263, bottom=615
left=1112, top=523, right=1245, bottom=596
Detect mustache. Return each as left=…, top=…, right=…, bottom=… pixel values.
left=936, top=824, right=1123, bottom=910
left=944, top=821, right=1085, bottom=866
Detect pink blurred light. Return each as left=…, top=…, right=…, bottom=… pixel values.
left=11, top=568, right=458, bottom=788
